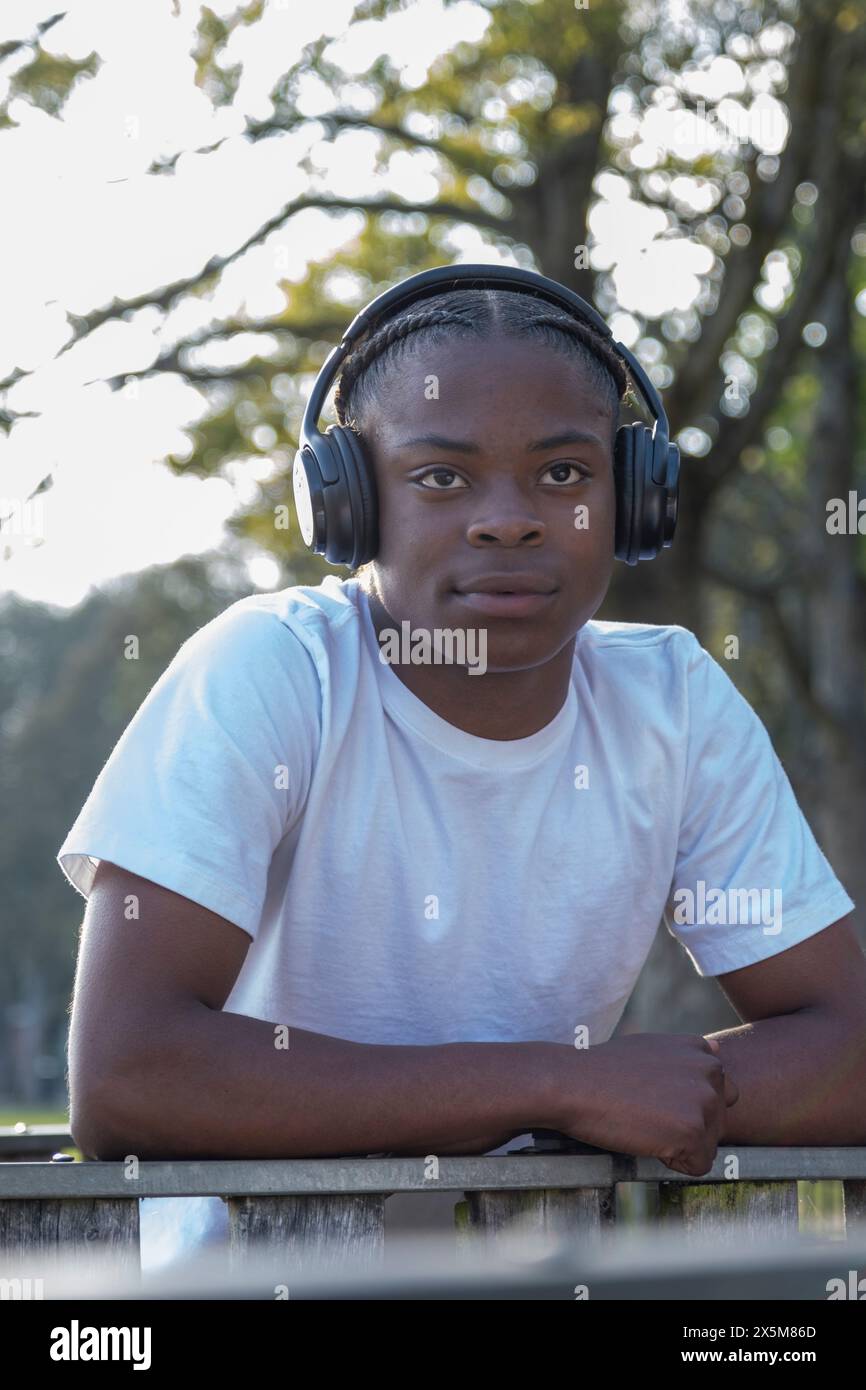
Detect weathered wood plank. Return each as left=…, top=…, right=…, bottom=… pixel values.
left=658, top=1180, right=799, bottom=1240
left=457, top=1186, right=615, bottom=1260
left=843, top=1178, right=866, bottom=1228
left=0, top=1197, right=139, bottom=1275
left=226, top=1194, right=385, bottom=1276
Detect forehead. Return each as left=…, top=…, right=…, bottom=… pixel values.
left=366, top=335, right=614, bottom=448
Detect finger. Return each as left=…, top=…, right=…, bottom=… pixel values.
left=665, top=1153, right=713, bottom=1178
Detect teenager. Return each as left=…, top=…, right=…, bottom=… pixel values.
left=59, top=270, right=863, bottom=1271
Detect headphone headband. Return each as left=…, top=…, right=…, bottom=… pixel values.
left=303, top=264, right=669, bottom=472
left=293, top=263, right=680, bottom=567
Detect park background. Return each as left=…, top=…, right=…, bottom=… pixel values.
left=0, top=0, right=863, bottom=1132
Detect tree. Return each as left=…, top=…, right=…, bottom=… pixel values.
left=0, top=551, right=254, bottom=1102
left=2, top=0, right=863, bottom=1037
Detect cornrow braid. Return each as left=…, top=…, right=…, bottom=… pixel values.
left=512, top=305, right=630, bottom=407
left=333, top=286, right=631, bottom=444
left=333, top=302, right=480, bottom=430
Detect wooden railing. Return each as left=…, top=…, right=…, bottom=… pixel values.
left=2, top=1136, right=866, bottom=1297
left=0, top=1124, right=74, bottom=1161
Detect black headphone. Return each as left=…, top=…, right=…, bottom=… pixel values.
left=292, top=264, right=680, bottom=568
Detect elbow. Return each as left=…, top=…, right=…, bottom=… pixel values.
left=69, top=1086, right=117, bottom=1160
left=69, top=1075, right=146, bottom=1161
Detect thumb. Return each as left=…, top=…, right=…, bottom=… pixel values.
left=704, top=1037, right=739, bottom=1105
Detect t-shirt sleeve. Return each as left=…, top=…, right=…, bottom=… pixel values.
left=56, top=603, right=321, bottom=938
left=662, top=632, right=855, bottom=976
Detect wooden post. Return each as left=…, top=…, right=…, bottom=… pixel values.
left=0, top=1198, right=140, bottom=1278
left=843, top=1179, right=866, bottom=1228
left=226, top=1194, right=386, bottom=1277
left=457, top=1185, right=615, bottom=1257
left=843, top=1179, right=866, bottom=1281
left=658, top=1180, right=799, bottom=1239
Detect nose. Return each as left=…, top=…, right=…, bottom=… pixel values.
left=465, top=488, right=546, bottom=547
left=468, top=520, right=544, bottom=545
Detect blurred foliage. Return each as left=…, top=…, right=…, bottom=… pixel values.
left=0, top=48, right=99, bottom=122
left=192, top=2, right=266, bottom=106
left=0, top=10, right=100, bottom=128
left=1, top=0, right=865, bottom=1094
left=0, top=550, right=264, bottom=1099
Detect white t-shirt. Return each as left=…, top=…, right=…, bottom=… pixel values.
left=57, top=574, right=855, bottom=1268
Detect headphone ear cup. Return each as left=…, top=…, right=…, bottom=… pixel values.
left=615, top=424, right=664, bottom=564
left=346, top=431, right=379, bottom=565
left=613, top=425, right=636, bottom=564
left=328, top=426, right=379, bottom=568
left=631, top=425, right=652, bottom=562
left=635, top=426, right=671, bottom=561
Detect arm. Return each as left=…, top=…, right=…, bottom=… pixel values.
left=69, top=862, right=564, bottom=1161
left=707, top=915, right=866, bottom=1144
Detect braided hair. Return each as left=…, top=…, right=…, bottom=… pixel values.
left=332, top=285, right=632, bottom=578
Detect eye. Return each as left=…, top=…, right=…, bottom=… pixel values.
left=543, top=461, right=590, bottom=484
left=415, top=468, right=469, bottom=490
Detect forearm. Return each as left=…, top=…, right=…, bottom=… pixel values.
left=86, top=1005, right=564, bottom=1160
left=707, top=1005, right=866, bottom=1145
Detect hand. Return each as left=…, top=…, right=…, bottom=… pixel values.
left=552, top=1032, right=739, bottom=1177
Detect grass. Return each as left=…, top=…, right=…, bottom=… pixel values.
left=0, top=1107, right=69, bottom=1126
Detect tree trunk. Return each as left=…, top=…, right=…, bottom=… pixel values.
left=804, top=234, right=866, bottom=928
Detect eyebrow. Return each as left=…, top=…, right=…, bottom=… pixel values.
left=392, top=429, right=606, bottom=455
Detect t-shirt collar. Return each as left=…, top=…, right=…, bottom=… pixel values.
left=352, top=579, right=577, bottom=770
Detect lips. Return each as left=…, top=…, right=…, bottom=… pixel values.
left=452, top=589, right=557, bottom=617
left=453, top=573, right=558, bottom=596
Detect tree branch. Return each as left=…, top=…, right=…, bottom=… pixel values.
left=664, top=6, right=848, bottom=435
left=95, top=317, right=353, bottom=390
left=702, top=136, right=866, bottom=506
left=0, top=11, right=66, bottom=63
left=148, top=110, right=500, bottom=181
left=0, top=193, right=510, bottom=398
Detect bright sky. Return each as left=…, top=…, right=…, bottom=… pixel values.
left=0, top=0, right=794, bottom=609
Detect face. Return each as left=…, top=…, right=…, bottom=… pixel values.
left=358, top=334, right=617, bottom=680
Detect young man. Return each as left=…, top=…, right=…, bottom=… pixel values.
left=59, top=278, right=865, bottom=1270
